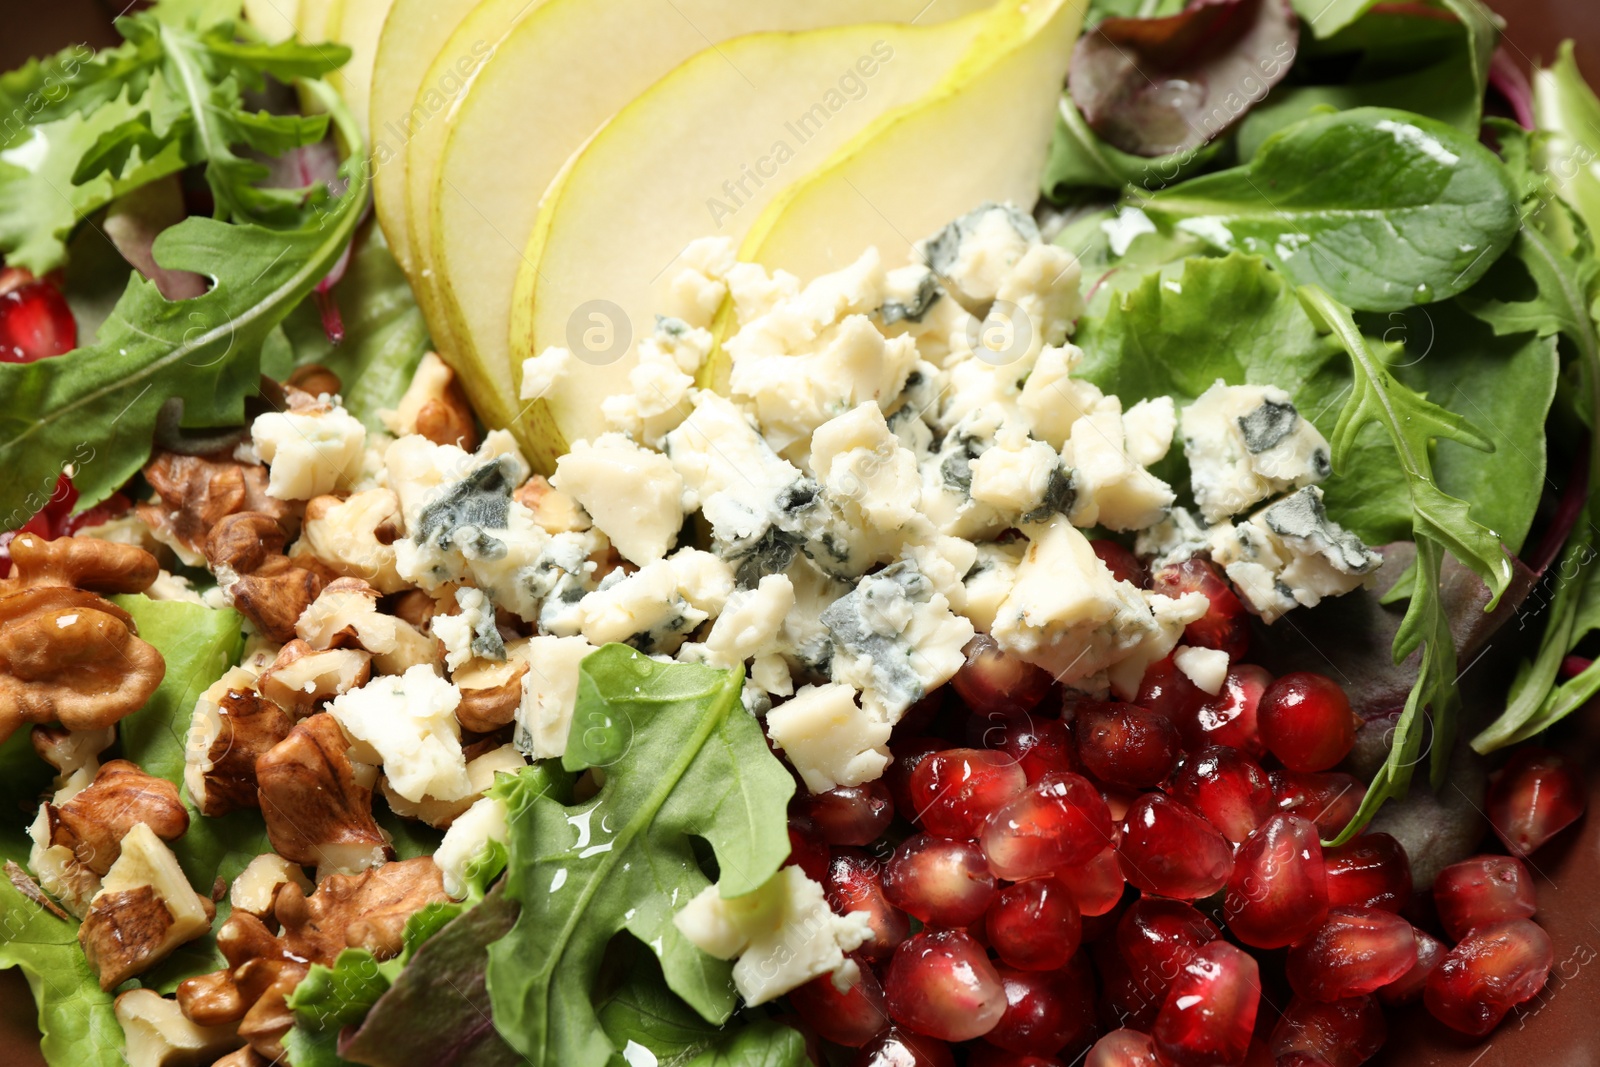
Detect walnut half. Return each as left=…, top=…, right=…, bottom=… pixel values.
left=255, top=713, right=391, bottom=877
left=115, top=988, right=241, bottom=1067
left=184, top=672, right=293, bottom=818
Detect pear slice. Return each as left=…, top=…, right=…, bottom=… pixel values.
left=741, top=0, right=1090, bottom=283
left=323, top=0, right=398, bottom=136
left=510, top=15, right=992, bottom=467
left=429, top=0, right=994, bottom=465
left=370, top=0, right=488, bottom=275
left=243, top=0, right=299, bottom=42
left=295, top=0, right=337, bottom=43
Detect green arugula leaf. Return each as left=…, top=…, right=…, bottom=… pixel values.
left=487, top=647, right=795, bottom=1067
left=0, top=80, right=367, bottom=519
left=1139, top=107, right=1521, bottom=311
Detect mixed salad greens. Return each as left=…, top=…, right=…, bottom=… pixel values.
left=2, top=0, right=1600, bottom=1063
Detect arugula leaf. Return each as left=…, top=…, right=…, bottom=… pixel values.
left=486, top=647, right=795, bottom=1067
left=0, top=80, right=367, bottom=519
left=1139, top=107, right=1521, bottom=311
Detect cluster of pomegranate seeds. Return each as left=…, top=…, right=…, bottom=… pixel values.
left=774, top=559, right=1583, bottom=1066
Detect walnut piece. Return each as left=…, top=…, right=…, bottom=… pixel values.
left=255, top=712, right=391, bottom=877
left=184, top=673, right=293, bottom=817
left=275, top=856, right=449, bottom=963
left=228, top=853, right=312, bottom=919
left=115, top=988, right=241, bottom=1067
left=175, top=969, right=246, bottom=1027
left=139, top=451, right=293, bottom=567
left=80, top=824, right=213, bottom=989
left=454, top=654, right=529, bottom=733
left=205, top=512, right=327, bottom=642
left=0, top=586, right=165, bottom=744
left=296, top=576, right=399, bottom=652
left=31, top=722, right=116, bottom=800
left=256, top=639, right=371, bottom=717
left=48, top=759, right=189, bottom=874
left=382, top=352, right=477, bottom=450
left=298, top=490, right=407, bottom=593
left=1, top=532, right=159, bottom=595
left=513, top=474, right=591, bottom=534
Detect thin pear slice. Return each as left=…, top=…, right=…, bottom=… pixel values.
left=741, top=0, right=1090, bottom=285
left=295, top=0, right=336, bottom=43
left=324, top=0, right=397, bottom=136
left=511, top=16, right=989, bottom=466
left=370, top=0, right=487, bottom=274
left=430, top=0, right=994, bottom=464
left=243, top=0, right=299, bottom=42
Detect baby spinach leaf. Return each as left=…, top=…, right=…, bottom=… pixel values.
left=486, top=647, right=794, bottom=1067
left=1139, top=107, right=1521, bottom=311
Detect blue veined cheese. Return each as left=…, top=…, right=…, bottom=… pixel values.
left=702, top=574, right=796, bottom=670
left=902, top=536, right=978, bottom=618
left=1123, top=396, right=1178, bottom=467
left=328, top=665, right=471, bottom=803
left=962, top=541, right=1025, bottom=633
left=820, top=561, right=975, bottom=723
left=1208, top=486, right=1381, bottom=623
left=431, top=587, right=505, bottom=671
left=573, top=548, right=734, bottom=653
left=1182, top=381, right=1334, bottom=522
left=384, top=430, right=528, bottom=535
left=673, top=866, right=871, bottom=1007
left=994, top=241, right=1083, bottom=356
left=1061, top=400, right=1176, bottom=532
left=519, top=346, right=574, bottom=403
left=766, top=683, right=892, bottom=793
left=551, top=433, right=685, bottom=566
left=435, top=795, right=508, bottom=900
left=884, top=363, right=942, bottom=457
left=809, top=403, right=924, bottom=536
left=1018, top=344, right=1107, bottom=449
left=511, top=634, right=596, bottom=759
left=665, top=235, right=736, bottom=329
left=251, top=403, right=367, bottom=500
left=919, top=202, right=1041, bottom=310
left=725, top=260, right=801, bottom=324
left=751, top=653, right=794, bottom=699
left=1103, top=590, right=1209, bottom=700
left=728, top=248, right=886, bottom=359
left=1174, top=645, right=1230, bottom=696
left=877, top=263, right=942, bottom=327
left=598, top=318, right=708, bottom=447
left=968, top=421, right=1072, bottom=522
left=918, top=407, right=1007, bottom=540
left=781, top=558, right=850, bottom=675
left=1135, top=506, right=1214, bottom=569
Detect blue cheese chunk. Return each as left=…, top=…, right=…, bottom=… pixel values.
left=574, top=549, right=734, bottom=652
left=703, top=574, right=796, bottom=669
left=1018, top=344, right=1106, bottom=449
left=328, top=665, right=471, bottom=803
left=1208, top=486, right=1381, bottom=622
left=552, top=433, right=685, bottom=566
left=810, top=403, right=925, bottom=536
left=962, top=541, right=1025, bottom=633
left=1062, top=401, right=1175, bottom=532
left=765, top=682, right=891, bottom=793
left=968, top=422, right=1072, bottom=522
left=1182, top=381, right=1333, bottom=522
left=1135, top=506, right=1213, bottom=569
left=431, top=587, right=505, bottom=671
left=251, top=403, right=367, bottom=501
left=919, top=202, right=1041, bottom=310
left=511, top=634, right=596, bottom=759
left=598, top=318, right=708, bottom=446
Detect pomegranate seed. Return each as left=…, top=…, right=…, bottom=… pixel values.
left=1187, top=664, right=1271, bottom=756
left=1086, top=1028, right=1161, bottom=1067
left=788, top=960, right=890, bottom=1047
left=1076, top=702, right=1181, bottom=788
left=1224, top=814, right=1328, bottom=949
left=1322, top=833, right=1411, bottom=912
left=787, top=814, right=831, bottom=883
left=1116, top=898, right=1220, bottom=1005
left=1377, top=928, right=1445, bottom=1005
left=1269, top=996, right=1385, bottom=1067
left=1425, top=919, right=1553, bottom=1036
left=851, top=1027, right=955, bottom=1067
left=1097, top=943, right=1161, bottom=1032
left=986, top=877, right=1081, bottom=971
left=1166, top=746, right=1275, bottom=844
left=795, top=782, right=894, bottom=847
left=826, top=849, right=911, bottom=963
left=1150, top=557, right=1250, bottom=658
left=1487, top=748, right=1585, bottom=857
left=911, top=748, right=1027, bottom=838
left=1117, top=793, right=1233, bottom=900
left=1433, top=855, right=1537, bottom=940
left=0, top=281, right=77, bottom=363
left=985, top=958, right=1098, bottom=1056
left=1285, top=907, right=1418, bottom=1001
left=883, top=834, right=997, bottom=927
left=884, top=929, right=1006, bottom=1042
left=1135, top=655, right=1207, bottom=724
left=973, top=711, right=1078, bottom=782
left=1269, top=771, right=1365, bottom=839
left=969, top=1047, right=1067, bottom=1067
left=1152, top=941, right=1259, bottom=1067
left=1258, top=673, right=1356, bottom=773
left=57, top=490, right=132, bottom=538
left=889, top=737, right=946, bottom=823
left=1058, top=845, right=1127, bottom=917
left=980, top=771, right=1114, bottom=881
left=1093, top=539, right=1148, bottom=586
left=953, top=634, right=1054, bottom=715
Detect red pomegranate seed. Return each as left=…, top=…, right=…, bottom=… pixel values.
left=1116, top=898, right=1220, bottom=1005
left=57, top=490, right=132, bottom=538
left=1425, top=919, right=1553, bottom=1037
left=1258, top=673, right=1356, bottom=773
left=1187, top=664, right=1271, bottom=756
left=884, top=929, right=1007, bottom=1042
left=986, top=877, right=1081, bottom=971
left=985, top=958, right=1098, bottom=1056
left=1085, top=1028, right=1161, bottom=1067
left=980, top=771, right=1114, bottom=881
left=1093, top=539, right=1148, bottom=586
left=1152, top=941, right=1260, bottom=1067
left=851, top=1027, right=955, bottom=1067
left=795, top=782, right=894, bottom=847
left=1377, top=928, right=1445, bottom=1005
left=1224, top=814, right=1328, bottom=949
left=0, top=281, right=77, bottom=363
left=1135, top=655, right=1207, bottom=725
left=789, top=959, right=890, bottom=1047
left=1150, top=557, right=1251, bottom=658
left=1270, top=771, right=1365, bottom=839
left=1285, top=907, right=1418, bottom=1002
left=1076, top=702, right=1181, bottom=788
left=1433, top=855, right=1537, bottom=940
left=826, top=849, right=911, bottom=963
left=1117, top=793, right=1233, bottom=900
left=1097, top=943, right=1161, bottom=1032
left=953, top=634, right=1054, bottom=715
left=1057, top=844, right=1126, bottom=917
left=787, top=814, right=831, bottom=883
left=883, top=834, right=997, bottom=927
left=968, top=1047, right=1066, bottom=1067
left=973, top=711, right=1078, bottom=782
left=1487, top=747, right=1586, bottom=858
left=1274, top=1056, right=1333, bottom=1067
left=1322, top=833, right=1411, bottom=912
left=889, top=737, right=946, bottom=823
left=1166, top=745, right=1275, bottom=844
left=1269, top=995, right=1386, bottom=1067
left=912, top=748, right=1027, bottom=838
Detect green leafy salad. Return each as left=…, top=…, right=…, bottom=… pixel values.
left=1, top=0, right=1598, bottom=1064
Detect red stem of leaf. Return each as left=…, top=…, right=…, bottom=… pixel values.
left=1525, top=439, right=1590, bottom=577
left=1489, top=46, right=1536, bottom=131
